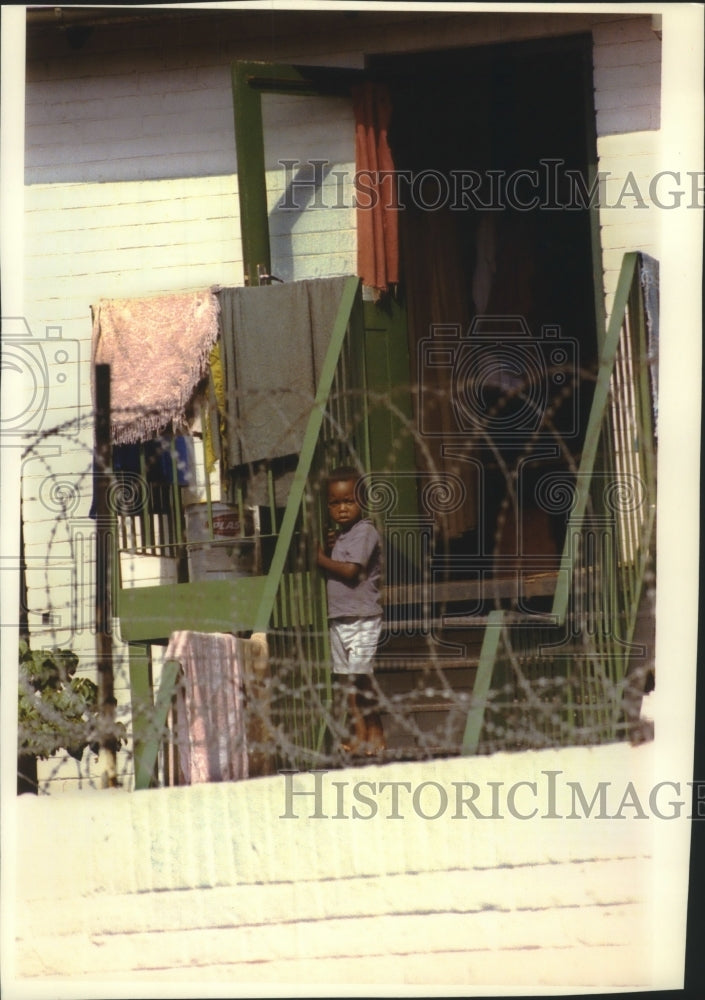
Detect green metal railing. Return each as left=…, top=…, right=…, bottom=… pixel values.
left=462, top=252, right=657, bottom=754
left=117, top=276, right=366, bottom=783
left=120, top=252, right=657, bottom=779
left=262, top=278, right=372, bottom=768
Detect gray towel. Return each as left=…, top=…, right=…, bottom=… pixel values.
left=219, top=275, right=350, bottom=470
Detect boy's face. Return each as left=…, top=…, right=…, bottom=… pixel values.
left=327, top=478, right=362, bottom=529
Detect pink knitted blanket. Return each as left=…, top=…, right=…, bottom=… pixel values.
left=167, top=630, right=249, bottom=784
left=91, top=289, right=220, bottom=444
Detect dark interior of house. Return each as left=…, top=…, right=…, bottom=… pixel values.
left=373, top=37, right=599, bottom=566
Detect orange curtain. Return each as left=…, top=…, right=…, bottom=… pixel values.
left=352, top=82, right=399, bottom=297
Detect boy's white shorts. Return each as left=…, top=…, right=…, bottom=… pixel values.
left=329, top=615, right=383, bottom=675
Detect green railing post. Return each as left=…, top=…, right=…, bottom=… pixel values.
left=129, top=643, right=155, bottom=790
left=133, top=655, right=180, bottom=790
left=462, top=251, right=657, bottom=754
left=552, top=252, right=639, bottom=626
left=252, top=276, right=361, bottom=632
left=461, top=611, right=505, bottom=755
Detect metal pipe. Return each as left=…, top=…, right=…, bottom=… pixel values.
left=94, top=363, right=119, bottom=789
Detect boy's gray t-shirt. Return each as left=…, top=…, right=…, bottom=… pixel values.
left=327, top=518, right=382, bottom=619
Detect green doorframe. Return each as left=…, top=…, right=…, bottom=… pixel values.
left=231, top=59, right=421, bottom=527
left=231, top=62, right=271, bottom=287
left=231, top=61, right=362, bottom=287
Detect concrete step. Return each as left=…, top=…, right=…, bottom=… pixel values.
left=380, top=708, right=469, bottom=754
left=376, top=666, right=476, bottom=696
left=381, top=697, right=471, bottom=716
left=374, top=680, right=474, bottom=756
left=375, top=655, right=479, bottom=674
left=382, top=568, right=560, bottom=607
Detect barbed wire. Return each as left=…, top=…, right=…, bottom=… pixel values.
left=14, top=353, right=656, bottom=793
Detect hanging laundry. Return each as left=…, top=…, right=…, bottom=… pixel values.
left=203, top=339, right=227, bottom=476
left=167, top=630, right=249, bottom=784
left=218, top=276, right=350, bottom=504
left=112, top=436, right=193, bottom=485
left=91, top=289, right=220, bottom=445
left=89, top=435, right=194, bottom=517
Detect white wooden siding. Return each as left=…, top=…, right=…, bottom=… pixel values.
left=25, top=64, right=236, bottom=184
left=24, top=12, right=662, bottom=312
left=22, top=156, right=356, bottom=790
left=25, top=13, right=648, bottom=184
left=592, top=16, right=662, bottom=319
left=23, top=175, right=244, bottom=792
left=263, top=93, right=356, bottom=281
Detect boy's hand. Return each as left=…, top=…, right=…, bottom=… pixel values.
left=317, top=531, right=336, bottom=567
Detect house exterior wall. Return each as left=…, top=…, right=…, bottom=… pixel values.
left=22, top=175, right=248, bottom=790
left=592, top=16, right=663, bottom=318
left=19, top=11, right=663, bottom=792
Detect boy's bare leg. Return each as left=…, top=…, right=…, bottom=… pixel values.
left=356, top=674, right=386, bottom=754
left=348, top=688, right=368, bottom=750
left=337, top=676, right=366, bottom=754
left=330, top=679, right=351, bottom=750
left=364, top=710, right=386, bottom=753
left=339, top=676, right=385, bottom=755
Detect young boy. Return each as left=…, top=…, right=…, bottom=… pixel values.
left=316, top=466, right=386, bottom=756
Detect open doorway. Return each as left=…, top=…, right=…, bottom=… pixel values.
left=372, top=35, right=599, bottom=570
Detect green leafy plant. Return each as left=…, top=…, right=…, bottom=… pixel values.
left=18, top=640, right=102, bottom=761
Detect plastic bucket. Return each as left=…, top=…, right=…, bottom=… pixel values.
left=184, top=502, right=256, bottom=582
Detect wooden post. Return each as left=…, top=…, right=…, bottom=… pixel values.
left=242, top=632, right=274, bottom=776
left=94, top=363, right=119, bottom=787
